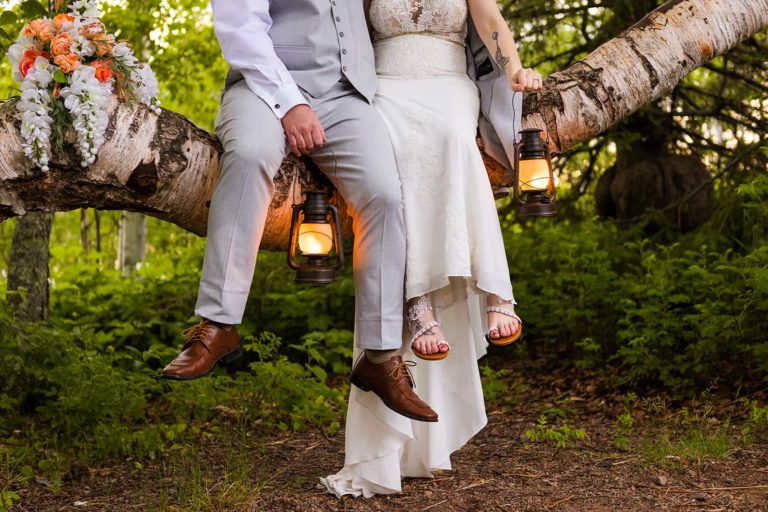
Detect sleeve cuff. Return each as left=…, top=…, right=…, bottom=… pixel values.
left=241, top=75, right=309, bottom=119
left=266, top=83, right=309, bottom=119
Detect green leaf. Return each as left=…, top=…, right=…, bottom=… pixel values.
left=20, top=0, right=49, bottom=19
left=0, top=10, right=18, bottom=26
left=308, top=365, right=327, bottom=382
left=53, top=69, right=67, bottom=83
left=0, top=27, right=11, bottom=41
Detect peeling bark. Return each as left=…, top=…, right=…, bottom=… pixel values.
left=0, top=0, right=765, bottom=248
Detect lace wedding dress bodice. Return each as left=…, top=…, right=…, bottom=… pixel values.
left=369, top=0, right=468, bottom=45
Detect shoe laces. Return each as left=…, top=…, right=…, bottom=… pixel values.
left=181, top=320, right=214, bottom=352
left=389, top=360, right=417, bottom=387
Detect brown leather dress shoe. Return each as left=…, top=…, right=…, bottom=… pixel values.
left=162, top=320, right=241, bottom=380
left=350, top=354, right=438, bottom=422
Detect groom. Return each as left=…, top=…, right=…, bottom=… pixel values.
left=161, top=0, right=438, bottom=423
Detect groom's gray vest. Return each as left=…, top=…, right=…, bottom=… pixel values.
left=225, top=0, right=377, bottom=102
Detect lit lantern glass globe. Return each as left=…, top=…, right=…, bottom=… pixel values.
left=298, top=223, right=334, bottom=256
left=518, top=157, right=552, bottom=192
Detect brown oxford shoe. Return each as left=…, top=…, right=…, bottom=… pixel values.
left=162, top=320, right=241, bottom=380
left=350, top=354, right=438, bottom=422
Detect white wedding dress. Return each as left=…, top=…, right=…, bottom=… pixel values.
left=320, top=0, right=516, bottom=497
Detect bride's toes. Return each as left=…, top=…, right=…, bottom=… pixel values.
left=488, top=327, right=500, bottom=340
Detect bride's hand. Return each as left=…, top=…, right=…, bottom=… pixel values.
left=508, top=67, right=543, bottom=92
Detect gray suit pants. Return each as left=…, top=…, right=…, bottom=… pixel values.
left=195, top=80, right=406, bottom=350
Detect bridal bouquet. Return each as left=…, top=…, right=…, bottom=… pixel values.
left=5, top=0, right=161, bottom=171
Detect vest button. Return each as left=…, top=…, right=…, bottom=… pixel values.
left=339, top=32, right=344, bottom=37
left=275, top=104, right=280, bottom=109
left=342, top=49, right=347, bottom=55
left=342, top=66, right=347, bottom=72
left=335, top=16, right=341, bottom=21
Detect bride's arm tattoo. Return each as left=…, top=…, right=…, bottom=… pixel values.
left=492, top=31, right=510, bottom=71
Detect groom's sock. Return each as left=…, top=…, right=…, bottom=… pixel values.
left=364, top=349, right=400, bottom=364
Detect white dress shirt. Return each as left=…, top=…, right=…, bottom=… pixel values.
left=210, top=0, right=308, bottom=119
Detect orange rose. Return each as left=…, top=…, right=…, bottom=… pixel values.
left=54, top=53, right=80, bottom=74
left=21, top=24, right=34, bottom=38
left=52, top=13, right=75, bottom=31
left=18, top=48, right=48, bottom=78
left=50, top=32, right=73, bottom=57
left=91, top=59, right=113, bottom=83
left=78, top=21, right=104, bottom=38
left=91, top=33, right=115, bottom=57
left=28, top=19, right=53, bottom=42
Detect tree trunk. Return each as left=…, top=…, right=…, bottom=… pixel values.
left=0, top=0, right=765, bottom=248
left=6, top=212, right=53, bottom=321
left=117, top=211, right=147, bottom=275
left=80, top=208, right=90, bottom=253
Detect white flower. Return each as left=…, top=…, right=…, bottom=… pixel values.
left=17, top=62, right=55, bottom=171
left=60, top=66, right=114, bottom=167
left=68, top=0, right=101, bottom=19
left=68, top=29, right=95, bottom=58
left=133, top=64, right=162, bottom=114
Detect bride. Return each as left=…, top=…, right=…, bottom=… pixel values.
left=322, top=0, right=542, bottom=497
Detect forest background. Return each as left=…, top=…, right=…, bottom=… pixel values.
left=0, top=0, right=766, bottom=510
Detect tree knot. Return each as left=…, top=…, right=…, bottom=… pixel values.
left=126, top=160, right=159, bottom=197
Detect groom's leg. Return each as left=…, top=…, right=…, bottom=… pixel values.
left=195, top=81, right=287, bottom=324
left=164, top=81, right=286, bottom=380
left=311, top=85, right=437, bottom=422
left=310, top=83, right=406, bottom=351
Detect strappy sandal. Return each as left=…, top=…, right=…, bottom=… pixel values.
left=486, top=302, right=523, bottom=347
left=408, top=295, right=449, bottom=361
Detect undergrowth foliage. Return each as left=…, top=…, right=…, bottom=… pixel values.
left=506, top=172, right=768, bottom=394
left=0, top=233, right=353, bottom=471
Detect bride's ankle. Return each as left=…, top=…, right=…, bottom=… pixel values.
left=486, top=294, right=515, bottom=310
left=407, top=295, right=435, bottom=333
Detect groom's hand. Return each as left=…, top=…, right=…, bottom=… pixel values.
left=282, top=105, right=327, bottom=156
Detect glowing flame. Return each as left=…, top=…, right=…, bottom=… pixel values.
left=298, top=223, right=334, bottom=256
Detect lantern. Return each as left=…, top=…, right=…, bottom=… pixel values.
left=287, top=190, right=344, bottom=284
left=513, top=128, right=557, bottom=218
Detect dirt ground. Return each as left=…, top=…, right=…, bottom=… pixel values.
left=9, top=356, right=768, bottom=512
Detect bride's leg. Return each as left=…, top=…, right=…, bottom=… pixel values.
left=407, top=295, right=449, bottom=356
left=486, top=295, right=521, bottom=341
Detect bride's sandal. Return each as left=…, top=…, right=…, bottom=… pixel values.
left=486, top=298, right=523, bottom=347
left=408, top=296, right=449, bottom=361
